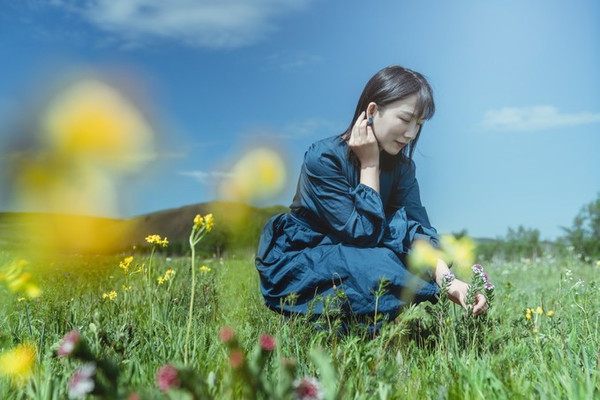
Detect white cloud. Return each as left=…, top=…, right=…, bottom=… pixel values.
left=480, top=105, right=600, bottom=132
left=179, top=170, right=233, bottom=185
left=50, top=0, right=311, bottom=49
left=266, top=51, right=322, bottom=70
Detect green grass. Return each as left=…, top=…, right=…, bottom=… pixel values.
left=0, top=249, right=598, bottom=399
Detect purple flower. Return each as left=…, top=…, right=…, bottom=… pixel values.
left=294, top=376, right=324, bottom=400
left=442, top=272, right=455, bottom=284
left=68, top=363, right=96, bottom=399
left=484, top=282, right=495, bottom=292
left=472, top=264, right=484, bottom=272
left=259, top=334, right=276, bottom=352
left=483, top=273, right=490, bottom=282
left=58, top=330, right=80, bottom=357
left=156, top=364, right=180, bottom=393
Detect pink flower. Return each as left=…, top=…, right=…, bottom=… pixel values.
left=259, top=334, right=276, bottom=352
left=483, top=273, right=489, bottom=282
left=473, top=264, right=483, bottom=271
left=58, top=330, right=80, bottom=357
left=156, top=364, right=180, bottom=393
left=68, top=363, right=96, bottom=399
left=229, top=349, right=245, bottom=368
left=484, top=282, right=495, bottom=292
left=293, top=376, right=324, bottom=400
left=220, top=327, right=235, bottom=343
left=128, top=393, right=140, bottom=400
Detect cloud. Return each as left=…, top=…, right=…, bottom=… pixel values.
left=480, top=105, right=600, bottom=132
left=179, top=170, right=233, bottom=185
left=49, top=0, right=312, bottom=49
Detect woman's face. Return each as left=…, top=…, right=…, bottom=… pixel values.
left=369, top=94, right=424, bottom=156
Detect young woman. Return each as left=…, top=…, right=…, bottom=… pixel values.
left=255, top=66, right=488, bottom=322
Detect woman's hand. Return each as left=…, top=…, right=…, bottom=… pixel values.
left=446, top=279, right=489, bottom=316
left=348, top=111, right=379, bottom=168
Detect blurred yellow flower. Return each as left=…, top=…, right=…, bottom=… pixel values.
left=0, top=344, right=36, bottom=385
left=536, top=306, right=544, bottom=315
left=525, top=312, right=532, bottom=320
left=547, top=310, right=554, bottom=317
left=440, top=235, right=476, bottom=277
left=17, top=297, right=26, bottom=302
left=122, top=285, right=132, bottom=291
left=219, top=147, right=287, bottom=203
left=42, top=79, right=155, bottom=169
left=408, top=239, right=441, bottom=273
left=157, top=277, right=165, bottom=285
left=0, top=260, right=42, bottom=299
left=102, top=291, right=117, bottom=301
left=193, top=214, right=204, bottom=229
left=204, top=214, right=214, bottom=232
left=200, top=265, right=211, bottom=273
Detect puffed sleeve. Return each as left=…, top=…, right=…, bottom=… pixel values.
left=387, top=160, right=441, bottom=250
left=296, top=143, right=387, bottom=247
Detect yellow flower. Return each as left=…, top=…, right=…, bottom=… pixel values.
left=17, top=297, right=26, bottom=302
left=157, top=277, right=165, bottom=285
left=200, top=265, right=211, bottom=273
left=204, top=214, right=214, bottom=232
left=1, top=260, right=42, bottom=299
left=525, top=313, right=532, bottom=320
left=0, top=343, right=36, bottom=385
left=145, top=234, right=168, bottom=247
left=440, top=235, right=476, bottom=277
left=407, top=239, right=442, bottom=273
left=119, top=256, right=134, bottom=271
left=536, top=306, right=544, bottom=315
left=546, top=310, right=554, bottom=317
left=102, top=291, right=117, bottom=300
left=165, top=269, right=176, bottom=276
left=193, top=214, right=204, bottom=229
left=122, top=285, right=132, bottom=291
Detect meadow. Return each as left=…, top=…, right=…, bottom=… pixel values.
left=0, top=240, right=599, bottom=399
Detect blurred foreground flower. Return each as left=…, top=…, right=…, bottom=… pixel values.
left=408, top=239, right=442, bottom=273
left=68, top=363, right=96, bottom=399
left=0, top=343, right=36, bottom=385
left=440, top=235, right=476, bottom=277
left=156, top=364, right=180, bottom=393
left=219, top=147, right=287, bottom=203
left=294, top=376, right=324, bottom=400
left=0, top=259, right=42, bottom=299
left=8, top=76, right=157, bottom=254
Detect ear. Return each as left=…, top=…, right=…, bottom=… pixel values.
left=366, top=102, right=378, bottom=118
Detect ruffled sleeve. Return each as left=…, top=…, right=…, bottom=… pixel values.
left=296, top=142, right=387, bottom=247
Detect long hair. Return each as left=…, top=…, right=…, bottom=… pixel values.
left=341, top=66, right=435, bottom=171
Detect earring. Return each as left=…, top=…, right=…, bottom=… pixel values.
left=367, top=116, right=373, bottom=126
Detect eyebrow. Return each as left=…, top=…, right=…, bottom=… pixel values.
left=399, top=111, right=425, bottom=122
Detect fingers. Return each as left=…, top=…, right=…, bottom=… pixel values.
left=472, top=293, right=489, bottom=316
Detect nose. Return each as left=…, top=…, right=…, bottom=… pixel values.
left=403, top=121, right=419, bottom=140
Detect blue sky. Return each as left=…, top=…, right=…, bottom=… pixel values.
left=0, top=0, right=598, bottom=240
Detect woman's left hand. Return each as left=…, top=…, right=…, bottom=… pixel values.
left=446, top=279, right=489, bottom=316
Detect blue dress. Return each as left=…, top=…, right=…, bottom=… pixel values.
left=255, top=135, right=440, bottom=319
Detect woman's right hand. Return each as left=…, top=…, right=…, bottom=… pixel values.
left=348, top=111, right=380, bottom=168
left=446, top=279, right=489, bottom=316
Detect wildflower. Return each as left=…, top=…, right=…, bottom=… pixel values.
left=199, top=265, right=211, bottom=273
left=122, top=285, right=132, bottom=291
left=259, top=334, right=276, bottom=352
left=442, top=271, right=456, bottom=285
left=57, top=330, right=80, bottom=357
left=165, top=269, right=175, bottom=276
left=220, top=327, right=235, bottom=344
left=547, top=310, right=555, bottom=317
left=293, top=376, right=324, bottom=400
left=525, top=313, right=532, bottom=320
left=119, top=256, right=134, bottom=272
left=596, top=260, right=600, bottom=267
left=102, top=291, right=117, bottom=301
left=204, top=214, right=214, bottom=232
left=193, top=214, right=204, bottom=229
left=1, top=260, right=42, bottom=299
left=157, top=277, right=165, bottom=285
left=484, top=282, right=495, bottom=292
left=68, top=363, right=96, bottom=399
left=0, top=343, right=36, bottom=384
left=229, top=349, right=244, bottom=368
left=156, top=364, right=180, bottom=393
left=536, top=306, right=544, bottom=315
left=17, top=297, right=26, bottom=302
left=145, top=234, right=168, bottom=247
left=525, top=308, right=532, bottom=320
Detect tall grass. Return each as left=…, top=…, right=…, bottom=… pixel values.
left=0, top=250, right=598, bottom=398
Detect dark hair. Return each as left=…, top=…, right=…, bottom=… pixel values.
left=341, top=65, right=435, bottom=171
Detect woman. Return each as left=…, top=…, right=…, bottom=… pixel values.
left=255, top=66, right=488, bottom=322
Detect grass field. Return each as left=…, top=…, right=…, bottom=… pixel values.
left=0, top=246, right=598, bottom=399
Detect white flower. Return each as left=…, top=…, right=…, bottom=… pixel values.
left=68, top=363, right=96, bottom=399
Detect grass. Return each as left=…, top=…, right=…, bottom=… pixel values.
left=0, top=248, right=599, bottom=399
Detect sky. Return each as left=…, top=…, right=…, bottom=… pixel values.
left=0, top=0, right=598, bottom=241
